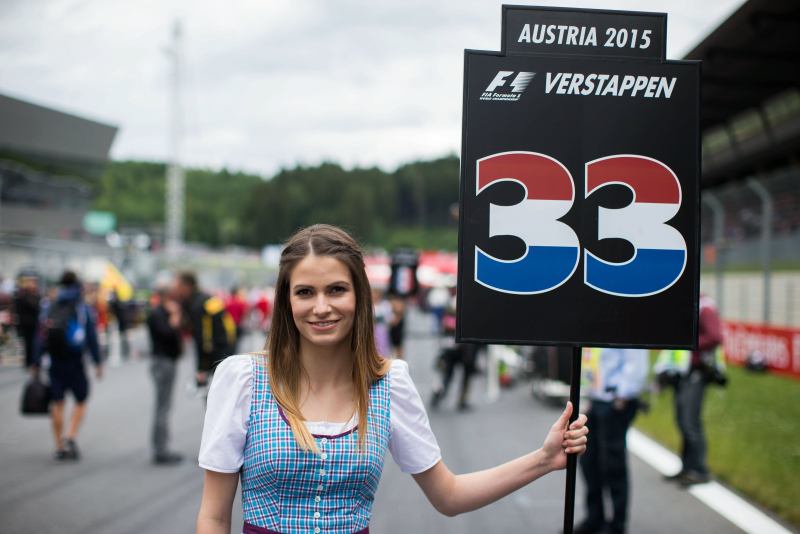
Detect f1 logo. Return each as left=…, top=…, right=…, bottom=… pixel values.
left=485, top=71, right=535, bottom=93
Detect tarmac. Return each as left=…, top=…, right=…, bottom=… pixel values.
left=0, top=310, right=747, bottom=533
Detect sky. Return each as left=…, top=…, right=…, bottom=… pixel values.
left=0, top=0, right=746, bottom=177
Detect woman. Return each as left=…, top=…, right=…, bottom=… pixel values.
left=196, top=224, right=588, bottom=534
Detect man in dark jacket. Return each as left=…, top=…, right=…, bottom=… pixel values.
left=39, top=271, right=103, bottom=461
left=13, top=273, right=41, bottom=369
left=146, top=287, right=184, bottom=464
left=173, top=271, right=236, bottom=387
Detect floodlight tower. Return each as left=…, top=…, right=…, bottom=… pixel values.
left=165, top=20, right=185, bottom=259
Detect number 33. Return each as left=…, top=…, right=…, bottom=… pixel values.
left=474, top=152, right=687, bottom=297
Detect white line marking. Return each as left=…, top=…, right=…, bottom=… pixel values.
left=627, top=429, right=793, bottom=534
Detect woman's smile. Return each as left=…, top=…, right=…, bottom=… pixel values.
left=308, top=319, right=340, bottom=331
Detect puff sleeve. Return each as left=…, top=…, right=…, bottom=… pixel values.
left=198, top=355, right=253, bottom=473
left=388, top=359, right=442, bottom=474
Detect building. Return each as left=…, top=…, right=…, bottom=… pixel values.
left=689, top=0, right=800, bottom=263
left=0, top=92, right=118, bottom=239
left=0, top=93, right=118, bottom=280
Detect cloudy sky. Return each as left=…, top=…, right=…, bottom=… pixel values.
left=0, top=0, right=745, bottom=176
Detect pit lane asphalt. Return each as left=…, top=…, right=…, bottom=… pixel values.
left=0, top=311, right=742, bottom=533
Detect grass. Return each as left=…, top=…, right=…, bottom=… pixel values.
left=635, top=364, right=800, bottom=527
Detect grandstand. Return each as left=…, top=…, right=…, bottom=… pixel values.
left=687, top=0, right=800, bottom=329
left=690, top=0, right=800, bottom=264
left=0, top=93, right=117, bottom=237
left=0, top=93, right=118, bottom=279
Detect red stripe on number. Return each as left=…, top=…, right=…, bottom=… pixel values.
left=587, top=156, right=680, bottom=204
left=479, top=153, right=573, bottom=201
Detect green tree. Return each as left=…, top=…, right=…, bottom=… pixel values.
left=93, top=154, right=461, bottom=251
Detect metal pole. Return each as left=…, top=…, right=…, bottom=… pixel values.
left=165, top=20, right=185, bottom=259
left=702, top=192, right=725, bottom=313
left=746, top=178, right=773, bottom=324
left=562, top=346, right=582, bottom=534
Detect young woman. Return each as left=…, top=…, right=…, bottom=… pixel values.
left=196, top=224, right=588, bottom=534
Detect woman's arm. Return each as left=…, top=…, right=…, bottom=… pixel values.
left=412, top=402, right=588, bottom=517
left=196, top=470, right=239, bottom=534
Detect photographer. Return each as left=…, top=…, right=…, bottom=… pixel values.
left=660, top=294, right=724, bottom=486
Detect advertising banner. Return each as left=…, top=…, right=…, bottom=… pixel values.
left=457, top=6, right=700, bottom=349
left=723, top=320, right=800, bottom=380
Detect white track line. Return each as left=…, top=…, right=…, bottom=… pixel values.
left=627, top=429, right=793, bottom=534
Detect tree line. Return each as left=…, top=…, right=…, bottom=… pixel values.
left=92, top=155, right=460, bottom=251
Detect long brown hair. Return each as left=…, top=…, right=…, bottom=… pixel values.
left=266, top=224, right=390, bottom=451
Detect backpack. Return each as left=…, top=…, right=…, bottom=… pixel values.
left=46, top=301, right=86, bottom=356
left=202, top=296, right=237, bottom=354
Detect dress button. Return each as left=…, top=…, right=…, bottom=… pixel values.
left=320, top=452, right=328, bottom=460
left=315, top=495, right=321, bottom=503
left=314, top=512, right=321, bottom=519
left=321, top=438, right=328, bottom=444
left=314, top=528, right=320, bottom=534
left=319, top=469, right=326, bottom=476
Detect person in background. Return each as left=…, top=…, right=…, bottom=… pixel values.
left=254, top=289, right=272, bottom=333
left=576, top=347, right=648, bottom=534
left=89, top=284, right=110, bottom=359
left=146, top=287, right=184, bottom=465
left=109, top=288, right=131, bottom=360
left=173, top=271, right=236, bottom=387
left=39, top=271, right=103, bottom=461
left=371, top=287, right=392, bottom=357
left=0, top=281, right=14, bottom=364
left=664, top=294, right=724, bottom=486
left=0, top=273, right=14, bottom=295
left=13, top=273, right=41, bottom=369
left=388, top=293, right=406, bottom=359
left=431, top=297, right=481, bottom=411
left=426, top=284, right=450, bottom=336
left=224, top=286, right=249, bottom=353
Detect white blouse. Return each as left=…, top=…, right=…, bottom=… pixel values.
left=198, top=355, right=442, bottom=475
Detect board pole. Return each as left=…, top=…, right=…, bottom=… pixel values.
left=562, top=346, right=582, bottom=534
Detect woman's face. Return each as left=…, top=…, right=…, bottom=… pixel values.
left=289, top=254, right=356, bottom=350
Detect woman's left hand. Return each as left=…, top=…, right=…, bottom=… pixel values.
left=541, top=402, right=589, bottom=471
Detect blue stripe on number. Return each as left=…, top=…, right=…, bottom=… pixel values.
left=476, top=246, right=578, bottom=294
left=585, top=248, right=686, bottom=296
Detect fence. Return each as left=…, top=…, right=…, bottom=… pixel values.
left=701, top=272, right=800, bottom=328
left=701, top=163, right=800, bottom=328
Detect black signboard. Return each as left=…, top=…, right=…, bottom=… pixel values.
left=457, top=6, right=700, bottom=349
left=389, top=248, right=419, bottom=297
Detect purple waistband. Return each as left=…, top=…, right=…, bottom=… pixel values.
left=243, top=522, right=368, bottom=534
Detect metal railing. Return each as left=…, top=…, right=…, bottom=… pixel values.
left=701, top=164, right=800, bottom=327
